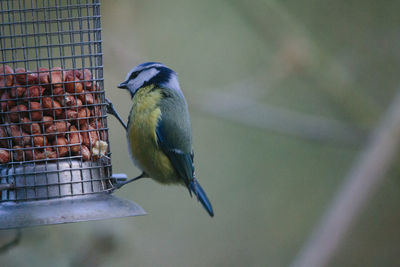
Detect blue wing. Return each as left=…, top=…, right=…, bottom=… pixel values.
left=156, top=119, right=193, bottom=190
left=156, top=90, right=214, bottom=216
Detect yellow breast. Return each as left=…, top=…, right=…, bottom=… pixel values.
left=127, top=85, right=178, bottom=184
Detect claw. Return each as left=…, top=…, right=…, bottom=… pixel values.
left=106, top=98, right=127, bottom=130
left=111, top=173, right=146, bottom=191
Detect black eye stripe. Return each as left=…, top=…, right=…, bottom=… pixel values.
left=129, top=71, right=139, bottom=80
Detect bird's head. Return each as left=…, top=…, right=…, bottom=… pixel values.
left=118, top=62, right=181, bottom=98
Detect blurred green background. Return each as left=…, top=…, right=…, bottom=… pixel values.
left=3, top=0, right=400, bottom=266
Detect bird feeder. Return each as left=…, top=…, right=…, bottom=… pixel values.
left=0, top=0, right=145, bottom=229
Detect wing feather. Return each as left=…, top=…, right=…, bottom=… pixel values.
left=155, top=89, right=194, bottom=191
left=155, top=88, right=214, bottom=216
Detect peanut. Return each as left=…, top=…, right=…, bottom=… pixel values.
left=9, top=104, right=28, bottom=122
left=52, top=87, right=67, bottom=105
left=90, top=119, right=107, bottom=141
left=68, top=125, right=82, bottom=153
left=0, top=149, right=9, bottom=163
left=29, top=101, right=43, bottom=121
left=37, top=67, right=50, bottom=85
left=33, top=135, right=48, bottom=147
left=10, top=125, right=31, bottom=146
left=64, top=69, right=84, bottom=93
left=53, top=137, right=68, bottom=157
left=89, top=119, right=101, bottom=129
left=12, top=146, right=24, bottom=161
left=24, top=147, right=46, bottom=160
left=88, top=81, right=98, bottom=92
left=21, top=117, right=41, bottom=134
left=78, top=93, right=94, bottom=104
left=65, top=78, right=83, bottom=94
left=41, top=116, right=53, bottom=128
left=42, top=97, right=62, bottom=117
left=23, top=147, right=33, bottom=160
left=10, top=86, right=26, bottom=98
left=64, top=94, right=77, bottom=106
left=65, top=109, right=78, bottom=119
left=45, top=121, right=70, bottom=138
left=80, top=145, right=91, bottom=161
left=41, top=97, right=52, bottom=110
left=79, top=69, right=92, bottom=89
left=24, top=85, right=45, bottom=100
left=0, top=65, right=14, bottom=88
left=64, top=69, right=79, bottom=80
left=0, top=91, right=16, bottom=112
left=15, top=68, right=38, bottom=85
left=77, top=107, right=90, bottom=126
left=81, top=125, right=99, bottom=148
left=93, top=104, right=103, bottom=118
left=49, top=67, right=63, bottom=87
left=44, top=147, right=57, bottom=159
left=52, top=86, right=65, bottom=96
left=0, top=126, right=9, bottom=148
left=76, top=98, right=83, bottom=107
left=92, top=140, right=108, bottom=159
left=35, top=150, right=46, bottom=160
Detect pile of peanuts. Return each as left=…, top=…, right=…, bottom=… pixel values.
left=0, top=65, right=108, bottom=164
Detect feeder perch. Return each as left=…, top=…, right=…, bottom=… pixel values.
left=0, top=0, right=145, bottom=229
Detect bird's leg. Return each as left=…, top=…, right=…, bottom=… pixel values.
left=105, top=98, right=127, bottom=130
left=113, top=172, right=146, bottom=190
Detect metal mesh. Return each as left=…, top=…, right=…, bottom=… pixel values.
left=0, top=0, right=114, bottom=202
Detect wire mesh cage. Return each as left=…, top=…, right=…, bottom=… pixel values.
left=0, top=0, right=145, bottom=229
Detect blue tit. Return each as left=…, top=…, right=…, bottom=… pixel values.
left=117, top=62, right=214, bottom=217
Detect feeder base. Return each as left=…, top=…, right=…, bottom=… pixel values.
left=0, top=193, right=146, bottom=229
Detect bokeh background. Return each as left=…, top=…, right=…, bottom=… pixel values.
left=2, top=0, right=400, bottom=266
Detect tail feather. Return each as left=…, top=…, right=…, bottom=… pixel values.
left=189, top=180, right=214, bottom=217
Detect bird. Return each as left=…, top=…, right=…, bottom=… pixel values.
left=115, top=62, right=214, bottom=217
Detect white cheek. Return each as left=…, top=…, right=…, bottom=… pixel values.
left=137, top=68, right=160, bottom=87
left=128, top=68, right=160, bottom=93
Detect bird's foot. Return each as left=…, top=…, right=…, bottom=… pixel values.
left=105, top=98, right=128, bottom=130
left=112, top=172, right=146, bottom=191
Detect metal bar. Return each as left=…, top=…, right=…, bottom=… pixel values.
left=0, top=41, right=101, bottom=51
left=0, top=29, right=102, bottom=39
left=0, top=3, right=99, bottom=14
left=0, top=184, right=14, bottom=191
left=1, top=164, right=112, bottom=178
left=0, top=53, right=103, bottom=64
left=0, top=16, right=100, bottom=26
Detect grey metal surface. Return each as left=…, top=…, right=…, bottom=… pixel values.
left=1, top=160, right=111, bottom=201
left=0, top=193, right=146, bottom=229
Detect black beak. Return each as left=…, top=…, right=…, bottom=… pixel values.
left=118, top=81, right=128, bottom=89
